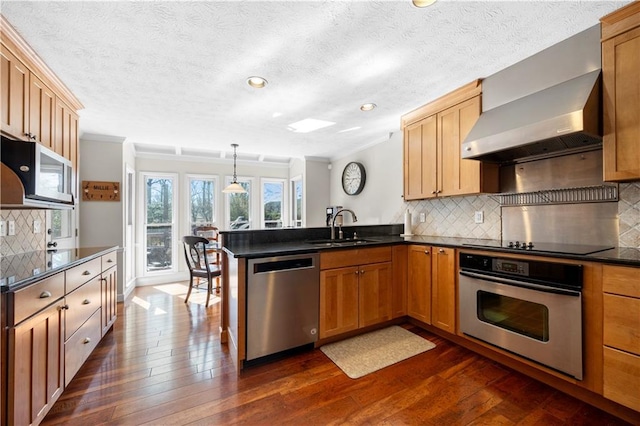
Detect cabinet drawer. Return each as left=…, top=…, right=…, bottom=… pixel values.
left=604, top=293, right=640, bottom=355
left=102, top=251, right=117, bottom=271
left=66, top=258, right=101, bottom=293
left=65, top=275, right=101, bottom=340
left=10, top=272, right=64, bottom=326
left=320, top=246, right=392, bottom=270
left=603, top=346, right=640, bottom=412
left=65, top=307, right=101, bottom=386
left=603, top=264, right=640, bottom=298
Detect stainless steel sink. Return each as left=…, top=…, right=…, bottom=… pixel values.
left=306, top=238, right=379, bottom=247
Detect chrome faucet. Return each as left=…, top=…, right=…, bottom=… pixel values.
left=331, top=209, right=358, bottom=240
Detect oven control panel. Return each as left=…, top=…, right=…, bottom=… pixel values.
left=493, top=259, right=529, bottom=276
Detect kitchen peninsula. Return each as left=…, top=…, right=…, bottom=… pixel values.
left=1, top=246, right=118, bottom=426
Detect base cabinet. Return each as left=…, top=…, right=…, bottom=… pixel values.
left=8, top=301, right=64, bottom=426
left=602, top=264, right=640, bottom=411
left=319, top=247, right=393, bottom=339
left=407, top=245, right=456, bottom=333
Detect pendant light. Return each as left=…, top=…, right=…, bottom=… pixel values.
left=223, top=143, right=247, bottom=193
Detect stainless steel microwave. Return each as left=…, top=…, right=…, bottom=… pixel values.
left=1, top=136, right=74, bottom=206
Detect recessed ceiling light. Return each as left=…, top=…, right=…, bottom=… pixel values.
left=412, top=0, right=437, bottom=7
left=287, top=118, right=336, bottom=133
left=247, top=76, right=268, bottom=88
left=360, top=103, right=377, bottom=111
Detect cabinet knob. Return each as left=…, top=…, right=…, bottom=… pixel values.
left=60, top=304, right=69, bottom=310
left=82, top=299, right=91, bottom=305
left=438, top=248, right=445, bottom=254
left=82, top=270, right=91, bottom=275
left=424, top=250, right=430, bottom=254
left=83, top=338, right=91, bottom=344
left=355, top=271, right=359, bottom=275
left=465, top=146, right=472, bottom=151
left=431, top=191, right=437, bottom=194
left=39, top=291, right=52, bottom=299
left=436, top=190, right=442, bottom=194
left=360, top=270, right=365, bottom=275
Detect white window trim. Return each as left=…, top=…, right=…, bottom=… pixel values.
left=290, top=174, right=304, bottom=228
left=185, top=174, right=220, bottom=236
left=260, top=177, right=287, bottom=229
left=224, top=176, right=254, bottom=231
left=140, top=171, right=178, bottom=276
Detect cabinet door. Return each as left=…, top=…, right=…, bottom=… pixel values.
left=359, top=262, right=393, bottom=328
left=391, top=245, right=408, bottom=318
left=29, top=74, right=55, bottom=149
left=407, top=245, right=432, bottom=324
left=604, top=346, right=640, bottom=411
left=54, top=97, right=79, bottom=167
left=8, top=302, right=64, bottom=426
left=319, top=266, right=359, bottom=338
left=404, top=115, right=437, bottom=200
left=439, top=96, right=482, bottom=196
left=602, top=25, right=640, bottom=182
left=1, top=45, right=29, bottom=140
left=431, top=247, right=456, bottom=333
left=101, top=265, right=118, bottom=336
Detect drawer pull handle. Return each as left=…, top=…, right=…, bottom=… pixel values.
left=60, top=304, right=69, bottom=311
left=82, top=270, right=91, bottom=276
left=82, top=299, right=91, bottom=305
left=107, top=259, right=113, bottom=263
left=39, top=291, right=52, bottom=299
left=83, top=338, right=91, bottom=344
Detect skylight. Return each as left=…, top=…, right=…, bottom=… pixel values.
left=287, top=118, right=336, bottom=133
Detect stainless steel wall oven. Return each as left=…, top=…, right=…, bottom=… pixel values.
left=459, top=252, right=584, bottom=380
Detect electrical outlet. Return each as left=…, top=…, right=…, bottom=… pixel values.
left=33, top=219, right=41, bottom=233
left=474, top=211, right=484, bottom=224
left=8, top=220, right=15, bottom=236
left=0, top=221, right=5, bottom=237
left=419, top=212, right=426, bottom=223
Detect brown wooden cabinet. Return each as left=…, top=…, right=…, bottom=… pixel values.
left=601, top=2, right=640, bottom=182
left=1, top=15, right=82, bottom=172
left=602, top=263, right=640, bottom=411
left=430, top=247, right=456, bottom=333
left=407, top=245, right=457, bottom=333
left=7, top=282, right=64, bottom=426
left=101, top=252, right=118, bottom=336
left=1, top=44, right=29, bottom=140
left=319, top=247, right=393, bottom=339
left=401, top=81, right=499, bottom=200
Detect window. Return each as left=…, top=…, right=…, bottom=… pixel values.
left=261, top=179, right=285, bottom=229
left=291, top=176, right=303, bottom=227
left=226, top=177, right=251, bottom=230
left=188, top=176, right=217, bottom=233
left=144, top=174, right=176, bottom=272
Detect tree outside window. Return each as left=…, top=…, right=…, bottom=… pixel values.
left=263, top=180, right=284, bottom=228
left=228, top=180, right=250, bottom=229
left=145, top=177, right=174, bottom=271
left=189, top=177, right=216, bottom=233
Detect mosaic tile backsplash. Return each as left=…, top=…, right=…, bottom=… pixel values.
left=396, top=182, right=640, bottom=248
left=1, top=210, right=46, bottom=256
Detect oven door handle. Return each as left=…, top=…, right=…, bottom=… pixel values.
left=459, top=270, right=581, bottom=297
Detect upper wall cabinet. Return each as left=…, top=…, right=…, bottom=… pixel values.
left=401, top=80, right=499, bottom=201
left=601, top=2, right=640, bottom=182
left=0, top=16, right=83, bottom=170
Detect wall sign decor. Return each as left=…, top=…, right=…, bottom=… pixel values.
left=82, top=181, right=120, bottom=201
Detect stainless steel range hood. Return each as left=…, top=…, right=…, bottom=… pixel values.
left=462, top=25, right=602, bottom=163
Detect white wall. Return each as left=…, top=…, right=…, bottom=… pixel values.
left=79, top=135, right=126, bottom=297
left=329, top=132, right=404, bottom=225
left=304, top=158, right=331, bottom=227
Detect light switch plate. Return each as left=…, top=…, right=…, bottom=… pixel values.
left=33, top=219, right=42, bottom=233
left=474, top=211, right=484, bottom=224
left=8, top=220, right=15, bottom=236
left=419, top=212, right=426, bottom=223
left=0, top=221, right=5, bottom=237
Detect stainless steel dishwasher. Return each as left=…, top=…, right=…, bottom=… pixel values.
left=246, top=253, right=319, bottom=361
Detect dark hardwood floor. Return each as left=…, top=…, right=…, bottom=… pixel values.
left=41, top=283, right=631, bottom=425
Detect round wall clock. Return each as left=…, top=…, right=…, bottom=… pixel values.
left=342, top=162, right=366, bottom=195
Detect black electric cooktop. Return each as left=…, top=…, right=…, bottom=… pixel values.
left=462, top=241, right=615, bottom=256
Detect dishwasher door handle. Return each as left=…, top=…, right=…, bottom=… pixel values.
left=252, top=257, right=315, bottom=274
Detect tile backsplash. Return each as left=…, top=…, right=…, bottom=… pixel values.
left=397, top=181, right=640, bottom=249
left=0, top=210, right=46, bottom=256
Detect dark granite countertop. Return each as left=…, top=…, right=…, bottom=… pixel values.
left=223, top=227, right=640, bottom=267
left=1, top=246, right=119, bottom=292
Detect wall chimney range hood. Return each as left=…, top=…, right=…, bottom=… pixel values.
left=462, top=25, right=603, bottom=164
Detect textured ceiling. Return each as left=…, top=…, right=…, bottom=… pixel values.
left=0, top=0, right=631, bottom=162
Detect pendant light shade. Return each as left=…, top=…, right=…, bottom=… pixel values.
left=223, top=143, right=247, bottom=194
